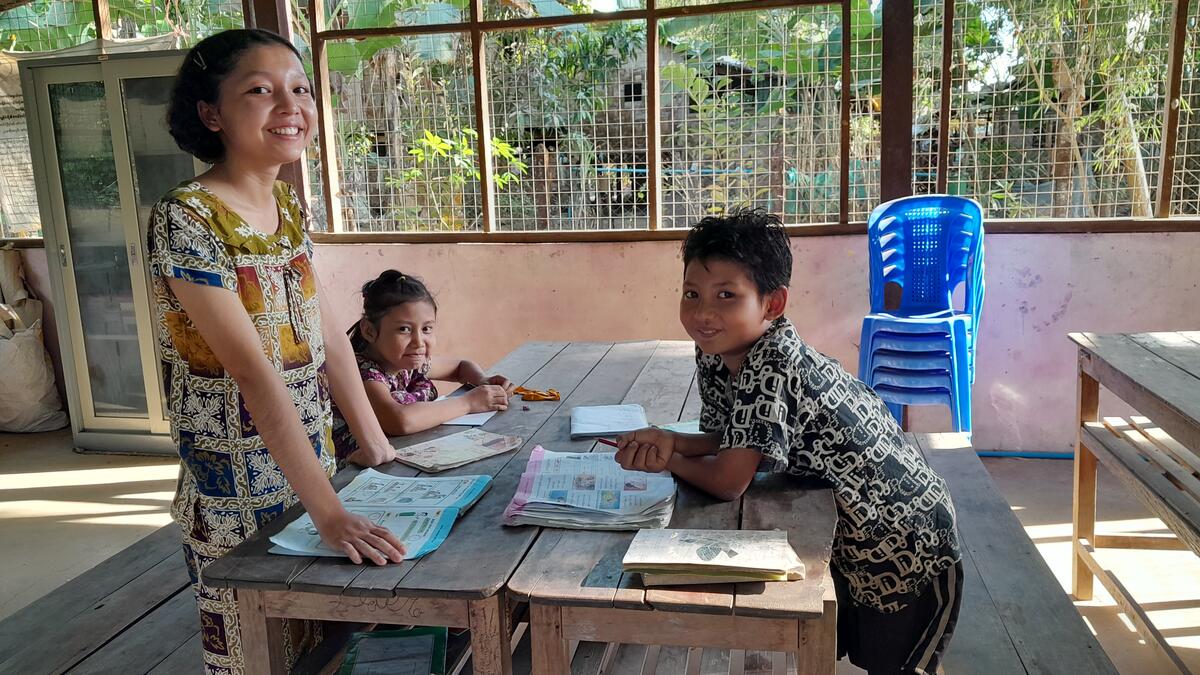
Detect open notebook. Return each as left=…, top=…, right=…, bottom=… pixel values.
left=569, top=404, right=649, bottom=440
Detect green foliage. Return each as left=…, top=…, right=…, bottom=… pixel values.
left=1, top=0, right=242, bottom=52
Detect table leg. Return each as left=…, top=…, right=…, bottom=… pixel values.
left=236, top=589, right=287, bottom=675
left=469, top=594, right=514, bottom=675
left=1072, top=365, right=1100, bottom=601
left=530, top=602, right=570, bottom=675
left=796, top=586, right=837, bottom=675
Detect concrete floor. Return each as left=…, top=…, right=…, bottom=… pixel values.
left=1, top=430, right=1197, bottom=674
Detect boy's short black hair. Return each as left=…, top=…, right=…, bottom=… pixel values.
left=681, top=209, right=792, bottom=295
left=167, top=29, right=302, bottom=164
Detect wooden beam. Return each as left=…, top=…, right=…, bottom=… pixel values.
left=471, top=0, right=496, bottom=232
left=308, top=0, right=344, bottom=232
left=91, top=0, right=111, bottom=41
left=316, top=0, right=831, bottom=41
left=880, top=0, right=914, bottom=201
left=935, top=0, right=955, bottom=193
left=1154, top=0, right=1192, bottom=218
left=839, top=0, right=850, bottom=223
left=646, top=0, right=661, bottom=229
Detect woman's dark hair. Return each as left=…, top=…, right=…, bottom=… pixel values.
left=681, top=209, right=792, bottom=295
left=167, top=29, right=303, bottom=164
left=348, top=270, right=439, bottom=351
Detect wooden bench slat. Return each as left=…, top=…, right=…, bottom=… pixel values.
left=66, top=587, right=199, bottom=675
left=938, top=530, right=1027, bottom=675
left=0, top=551, right=191, bottom=675
left=1105, top=417, right=1200, bottom=502
left=1082, top=422, right=1200, bottom=558
left=146, top=632, right=202, bottom=675
left=912, top=433, right=1120, bottom=675
left=1128, top=415, right=1200, bottom=481
left=0, top=524, right=181, bottom=658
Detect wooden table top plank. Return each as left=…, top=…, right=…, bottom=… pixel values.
left=913, top=433, right=1120, bottom=674
left=289, top=342, right=575, bottom=594
left=1129, top=332, right=1200, bottom=383
left=679, top=373, right=703, bottom=424
left=342, top=341, right=618, bottom=597
left=731, top=476, right=834, bottom=619
left=1070, top=332, right=1200, bottom=451
left=207, top=342, right=580, bottom=593
left=510, top=340, right=698, bottom=609
left=391, top=340, right=660, bottom=597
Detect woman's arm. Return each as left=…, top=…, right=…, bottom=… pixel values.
left=317, top=282, right=395, bottom=467
left=167, top=278, right=405, bottom=564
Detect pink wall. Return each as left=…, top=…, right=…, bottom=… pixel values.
left=18, top=232, right=1200, bottom=453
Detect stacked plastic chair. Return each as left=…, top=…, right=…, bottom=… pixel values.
left=858, top=195, right=984, bottom=436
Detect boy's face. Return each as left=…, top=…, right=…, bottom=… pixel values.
left=680, top=258, right=787, bottom=368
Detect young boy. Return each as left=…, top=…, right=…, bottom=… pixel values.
left=615, top=210, right=962, bottom=675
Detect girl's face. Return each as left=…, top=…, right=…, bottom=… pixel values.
left=363, top=300, right=437, bottom=372
left=199, top=44, right=316, bottom=167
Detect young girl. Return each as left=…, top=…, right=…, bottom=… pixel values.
left=331, top=270, right=514, bottom=460
left=151, top=29, right=405, bottom=674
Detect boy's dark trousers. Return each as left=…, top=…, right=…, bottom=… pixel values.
left=832, top=560, right=964, bottom=675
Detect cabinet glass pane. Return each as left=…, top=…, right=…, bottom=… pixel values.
left=49, top=81, right=148, bottom=419
left=121, top=76, right=198, bottom=227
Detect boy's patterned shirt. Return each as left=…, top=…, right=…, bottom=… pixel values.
left=698, top=317, right=961, bottom=613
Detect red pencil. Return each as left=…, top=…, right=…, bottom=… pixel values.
left=597, top=437, right=619, bottom=448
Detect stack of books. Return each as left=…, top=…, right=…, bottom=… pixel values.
left=502, top=446, right=675, bottom=530
left=622, top=529, right=806, bottom=586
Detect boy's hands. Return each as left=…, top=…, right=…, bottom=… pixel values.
left=465, top=384, right=510, bottom=413
left=615, top=428, right=676, bottom=473
left=479, top=374, right=516, bottom=396
left=313, top=507, right=406, bottom=565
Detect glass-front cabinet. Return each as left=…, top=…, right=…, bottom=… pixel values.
left=22, top=51, right=201, bottom=454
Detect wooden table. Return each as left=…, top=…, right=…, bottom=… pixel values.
left=203, top=340, right=686, bottom=674
left=506, top=341, right=839, bottom=675
left=1070, top=332, right=1200, bottom=674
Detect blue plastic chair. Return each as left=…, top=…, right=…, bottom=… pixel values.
left=857, top=195, right=985, bottom=434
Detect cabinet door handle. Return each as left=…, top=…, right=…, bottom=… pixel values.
left=58, top=245, right=67, bottom=267
left=128, top=243, right=138, bottom=266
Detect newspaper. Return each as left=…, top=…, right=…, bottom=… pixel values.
left=393, top=429, right=522, bottom=472
left=502, top=446, right=675, bottom=530
left=622, top=529, right=805, bottom=586
left=269, top=470, right=491, bottom=559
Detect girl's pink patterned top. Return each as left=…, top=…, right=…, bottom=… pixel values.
left=331, top=353, right=439, bottom=459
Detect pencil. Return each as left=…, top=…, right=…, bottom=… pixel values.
left=597, top=437, right=619, bottom=448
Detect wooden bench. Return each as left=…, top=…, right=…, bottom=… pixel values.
left=1071, top=332, right=1200, bottom=674
left=914, top=433, right=1119, bottom=674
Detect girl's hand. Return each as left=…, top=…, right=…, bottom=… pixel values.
left=345, top=439, right=396, bottom=467
left=481, top=374, right=515, bottom=396
left=615, top=428, right=676, bottom=473
left=313, top=507, right=406, bottom=565
left=465, top=384, right=510, bottom=413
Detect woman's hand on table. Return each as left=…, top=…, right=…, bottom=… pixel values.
left=314, top=506, right=406, bottom=565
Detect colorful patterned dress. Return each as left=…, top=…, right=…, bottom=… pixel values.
left=330, top=353, right=438, bottom=460
left=147, top=181, right=335, bottom=675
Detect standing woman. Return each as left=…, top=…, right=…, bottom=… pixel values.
left=149, top=29, right=405, bottom=673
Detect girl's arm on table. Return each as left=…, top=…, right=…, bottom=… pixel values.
left=427, top=356, right=515, bottom=394
left=168, top=278, right=405, bottom=564
left=318, top=281, right=396, bottom=467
